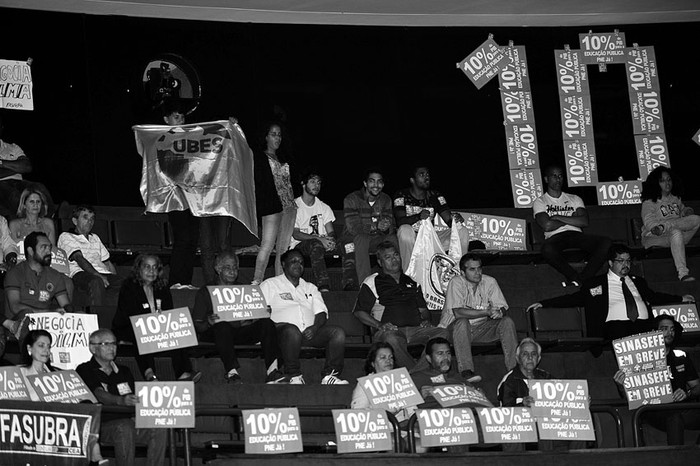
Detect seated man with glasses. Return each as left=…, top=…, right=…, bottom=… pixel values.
left=527, top=244, right=694, bottom=340
left=77, top=329, right=167, bottom=466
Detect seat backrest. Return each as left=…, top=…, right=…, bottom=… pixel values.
left=530, top=306, right=585, bottom=339
left=112, top=219, right=165, bottom=250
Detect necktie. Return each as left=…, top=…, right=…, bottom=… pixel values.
left=621, top=277, right=638, bottom=322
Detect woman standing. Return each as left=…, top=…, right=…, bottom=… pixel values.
left=251, top=121, right=297, bottom=284
left=641, top=167, right=700, bottom=281
left=113, top=253, right=201, bottom=382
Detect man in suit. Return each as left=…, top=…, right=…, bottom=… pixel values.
left=527, top=243, right=694, bottom=340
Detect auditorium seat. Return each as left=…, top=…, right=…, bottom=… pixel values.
left=529, top=306, right=604, bottom=352
left=112, top=218, right=167, bottom=252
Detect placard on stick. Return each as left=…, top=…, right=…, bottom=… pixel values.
left=332, top=409, right=393, bottom=453
left=242, top=407, right=303, bottom=454
left=417, top=408, right=479, bottom=447
left=358, top=367, right=424, bottom=412
left=208, top=285, right=270, bottom=321
left=130, top=307, right=198, bottom=355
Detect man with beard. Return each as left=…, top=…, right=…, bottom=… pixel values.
left=614, top=314, right=700, bottom=445
left=528, top=243, right=693, bottom=340
left=3, top=231, right=72, bottom=342
left=533, top=165, right=611, bottom=287
left=340, top=168, right=397, bottom=291
left=290, top=169, right=336, bottom=292
left=393, top=166, right=469, bottom=272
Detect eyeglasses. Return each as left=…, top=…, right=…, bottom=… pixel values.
left=91, top=341, right=117, bottom=347
left=612, top=259, right=632, bottom=265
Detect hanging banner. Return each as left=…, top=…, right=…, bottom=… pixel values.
left=504, top=122, right=540, bottom=168
left=625, top=46, right=661, bottom=95
left=630, top=90, right=665, bottom=134
left=476, top=407, right=538, bottom=443
left=456, top=212, right=526, bottom=251
left=358, top=367, right=424, bottom=412
left=596, top=181, right=642, bottom=206
left=457, top=37, right=510, bottom=90
left=635, top=134, right=670, bottom=179
left=554, top=49, right=589, bottom=95
left=0, top=400, right=101, bottom=466
left=652, top=304, right=700, bottom=333
left=417, top=408, right=479, bottom=447
left=499, top=45, right=531, bottom=91
left=133, top=120, right=258, bottom=236
left=332, top=409, right=393, bottom=453
left=0, top=367, right=31, bottom=401
left=509, top=169, right=543, bottom=209
left=0, top=59, right=33, bottom=110
left=207, top=285, right=270, bottom=321
left=559, top=93, right=594, bottom=140
left=130, top=307, right=198, bottom=355
left=563, top=139, right=598, bottom=186
left=578, top=32, right=627, bottom=64
left=27, top=313, right=99, bottom=370
left=500, top=90, right=535, bottom=125
left=242, top=408, right=303, bottom=454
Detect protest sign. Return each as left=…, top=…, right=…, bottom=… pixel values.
left=332, top=409, right=393, bottom=453
left=619, top=367, right=674, bottom=410
left=129, top=307, right=198, bottom=355
left=476, top=407, right=537, bottom=443
left=634, top=134, right=670, bottom=180
left=358, top=367, right=424, bottom=412
left=207, top=285, right=269, bottom=321
left=135, top=381, right=195, bottom=428
left=26, top=371, right=97, bottom=404
left=554, top=49, right=589, bottom=95
left=578, top=32, right=627, bottom=64
left=526, top=379, right=591, bottom=420
left=559, top=93, right=594, bottom=140
left=417, top=408, right=479, bottom=447
left=499, top=45, right=531, bottom=91
left=537, top=417, right=596, bottom=441
left=27, top=313, right=98, bottom=370
left=652, top=304, right=700, bottom=332
left=0, top=367, right=31, bottom=401
left=429, top=384, right=494, bottom=408
left=509, top=168, right=543, bottom=209
left=504, top=122, right=540, bottom=169
left=563, top=139, right=598, bottom=186
left=457, top=37, right=510, bottom=89
left=613, top=331, right=666, bottom=374
left=0, top=59, right=33, bottom=110
left=457, top=212, right=527, bottom=251
left=0, top=400, right=101, bottom=466
left=597, top=181, right=642, bottom=206
left=242, top=408, right=303, bottom=454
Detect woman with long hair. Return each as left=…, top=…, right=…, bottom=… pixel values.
left=113, top=253, right=201, bottom=382
left=9, top=188, right=56, bottom=245
left=641, top=167, right=700, bottom=281
left=251, top=121, right=297, bottom=285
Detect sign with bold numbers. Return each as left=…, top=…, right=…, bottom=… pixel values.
left=579, top=32, right=627, bottom=64
left=537, top=418, right=596, bottom=441
left=596, top=180, right=642, bottom=206
left=0, top=367, right=31, bottom=401
left=476, top=407, right=538, bottom=443
left=208, top=285, right=270, bottom=321
left=135, top=381, right=195, bottom=428
left=629, top=90, right=665, bottom=134
left=504, top=122, right=540, bottom=168
left=625, top=47, right=661, bottom=95
left=635, top=134, right=670, bottom=179
left=563, top=139, right=598, bottom=186
left=499, top=45, right=531, bottom=91
left=652, top=304, right=700, bottom=333
left=429, top=384, right=494, bottom=407
left=613, top=331, right=667, bottom=375
left=509, top=169, right=543, bottom=209
left=457, top=37, right=510, bottom=89
left=554, top=49, right=589, bottom=95
left=243, top=407, right=303, bottom=454
left=526, top=379, right=591, bottom=420
left=457, top=212, right=527, bottom=251
left=358, top=367, right=424, bottom=412
left=500, top=90, right=535, bottom=124
left=559, top=93, right=594, bottom=140
left=130, top=307, right=198, bottom=355
left=332, top=409, right=393, bottom=453
left=417, top=408, right=479, bottom=447
left=26, top=370, right=97, bottom=404
left=27, top=312, right=99, bottom=370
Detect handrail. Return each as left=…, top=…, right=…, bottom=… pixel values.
left=631, top=401, right=700, bottom=447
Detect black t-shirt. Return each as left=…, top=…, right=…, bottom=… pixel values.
left=355, top=272, right=426, bottom=327
left=667, top=348, right=699, bottom=395
left=76, top=357, right=135, bottom=421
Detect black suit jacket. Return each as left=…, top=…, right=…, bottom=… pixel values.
left=112, top=277, right=174, bottom=343
left=540, top=273, right=681, bottom=338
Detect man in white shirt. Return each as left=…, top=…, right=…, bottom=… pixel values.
left=260, top=249, right=347, bottom=384
left=291, top=169, right=336, bottom=292
left=528, top=244, right=694, bottom=340
left=533, top=165, right=611, bottom=287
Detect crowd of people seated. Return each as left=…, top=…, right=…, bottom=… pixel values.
left=1, top=105, right=699, bottom=462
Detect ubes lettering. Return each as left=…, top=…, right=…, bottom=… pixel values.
left=171, top=137, right=223, bottom=154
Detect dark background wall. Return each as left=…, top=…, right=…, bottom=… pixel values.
left=2, top=7, right=699, bottom=210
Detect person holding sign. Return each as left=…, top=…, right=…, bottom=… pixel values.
left=614, top=315, right=700, bottom=445
left=58, top=205, right=121, bottom=307
left=18, top=330, right=56, bottom=399
left=113, top=253, right=201, bottom=382
left=193, top=251, right=284, bottom=383
left=3, top=231, right=71, bottom=344
left=528, top=243, right=693, bottom=340
left=640, top=167, right=700, bottom=282
left=340, top=168, right=397, bottom=291
left=353, top=241, right=448, bottom=371
left=392, top=166, right=468, bottom=273
left=260, top=249, right=347, bottom=384
left=533, top=165, right=611, bottom=287
left=440, top=253, right=517, bottom=383
left=77, top=329, right=167, bottom=466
